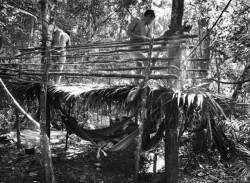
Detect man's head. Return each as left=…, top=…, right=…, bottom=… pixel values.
left=143, top=9, right=155, bottom=25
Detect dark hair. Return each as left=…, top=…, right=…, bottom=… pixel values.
left=144, top=10, right=155, bottom=18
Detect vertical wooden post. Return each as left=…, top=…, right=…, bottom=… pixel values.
left=16, top=56, right=22, bottom=149
left=215, top=52, right=221, bottom=94
left=135, top=40, right=153, bottom=181
left=15, top=108, right=21, bottom=149
left=46, top=98, right=51, bottom=139
left=153, top=153, right=157, bottom=173
left=40, top=0, right=56, bottom=182
left=65, top=130, right=69, bottom=150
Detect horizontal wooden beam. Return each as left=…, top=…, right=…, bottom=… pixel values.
left=186, top=69, right=208, bottom=72
left=18, top=35, right=197, bottom=51
left=19, top=71, right=178, bottom=80
left=95, top=66, right=180, bottom=71
left=0, top=57, right=209, bottom=65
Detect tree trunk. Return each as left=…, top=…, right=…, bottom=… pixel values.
left=164, top=100, right=179, bottom=183
left=40, top=0, right=55, bottom=182
left=199, top=18, right=210, bottom=78
left=232, top=63, right=250, bottom=100
left=167, top=0, right=184, bottom=88
left=163, top=1, right=183, bottom=182
left=170, top=0, right=184, bottom=30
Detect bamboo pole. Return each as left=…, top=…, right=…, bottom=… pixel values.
left=56, top=58, right=209, bottom=64
left=16, top=62, right=22, bottom=149
left=18, top=66, right=181, bottom=73
left=19, top=71, right=178, bottom=80
left=0, top=68, right=208, bottom=81
left=0, top=54, right=208, bottom=64
left=0, top=44, right=193, bottom=61
left=0, top=57, right=210, bottom=66
left=0, top=78, right=40, bottom=128
left=63, top=45, right=194, bottom=57
left=186, top=69, right=208, bottom=72
left=18, top=35, right=197, bottom=52
left=0, top=35, right=198, bottom=61
left=95, top=66, right=180, bottom=71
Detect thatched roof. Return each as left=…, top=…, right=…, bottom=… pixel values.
left=49, top=83, right=135, bottom=101
left=2, top=79, right=250, bottom=170
left=2, top=79, right=248, bottom=118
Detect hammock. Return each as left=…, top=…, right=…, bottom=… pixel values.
left=61, top=114, right=135, bottom=142
left=61, top=113, right=164, bottom=152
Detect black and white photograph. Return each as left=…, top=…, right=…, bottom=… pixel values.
left=0, top=0, right=250, bottom=182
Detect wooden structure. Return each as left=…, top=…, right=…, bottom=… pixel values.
left=0, top=32, right=210, bottom=183
left=0, top=35, right=208, bottom=82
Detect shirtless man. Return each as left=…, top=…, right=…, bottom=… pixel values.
left=51, top=27, right=71, bottom=84
left=127, top=10, right=155, bottom=83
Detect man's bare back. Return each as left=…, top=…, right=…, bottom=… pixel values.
left=127, top=19, right=151, bottom=42
left=52, top=28, right=71, bottom=48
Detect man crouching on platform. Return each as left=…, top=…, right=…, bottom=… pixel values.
left=127, top=10, right=155, bottom=83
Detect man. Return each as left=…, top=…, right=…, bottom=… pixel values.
left=127, top=10, right=155, bottom=83
left=51, top=27, right=71, bottom=84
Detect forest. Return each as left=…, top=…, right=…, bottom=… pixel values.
left=0, top=0, right=250, bottom=183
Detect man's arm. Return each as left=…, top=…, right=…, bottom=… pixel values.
left=58, top=32, right=71, bottom=48
left=127, top=21, right=140, bottom=40
left=66, top=35, right=71, bottom=47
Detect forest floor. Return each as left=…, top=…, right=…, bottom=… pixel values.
left=0, top=130, right=246, bottom=183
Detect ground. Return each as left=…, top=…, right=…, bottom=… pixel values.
left=0, top=130, right=247, bottom=183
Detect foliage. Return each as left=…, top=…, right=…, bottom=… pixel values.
left=184, top=0, right=250, bottom=96
left=1, top=0, right=250, bottom=182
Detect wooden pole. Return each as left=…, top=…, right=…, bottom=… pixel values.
left=0, top=79, right=40, bottom=128
left=17, top=35, right=196, bottom=52
left=0, top=57, right=207, bottom=64
left=40, top=0, right=55, bottom=182
left=153, top=153, right=157, bottom=173
left=46, top=98, right=51, bottom=139
left=215, top=52, right=221, bottom=94
left=19, top=71, right=178, bottom=80
left=95, top=66, right=180, bottom=71
left=65, top=130, right=69, bottom=150
left=135, top=40, right=154, bottom=181
left=15, top=108, right=21, bottom=149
